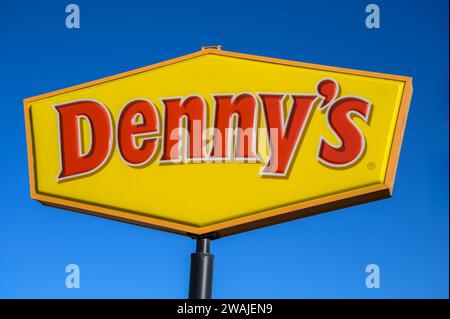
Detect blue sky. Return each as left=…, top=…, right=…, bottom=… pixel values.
left=0, top=0, right=448, bottom=298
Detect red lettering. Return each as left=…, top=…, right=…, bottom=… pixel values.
left=259, top=94, right=316, bottom=176
left=55, top=100, right=112, bottom=180
left=52, top=78, right=371, bottom=180
left=117, top=99, right=159, bottom=166
left=210, top=94, right=257, bottom=159
left=160, top=96, right=205, bottom=162
left=318, top=97, right=371, bottom=167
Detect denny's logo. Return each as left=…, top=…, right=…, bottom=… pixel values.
left=24, top=48, right=412, bottom=237
left=55, top=78, right=370, bottom=181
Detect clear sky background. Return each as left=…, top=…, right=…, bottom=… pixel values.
left=0, top=0, right=448, bottom=298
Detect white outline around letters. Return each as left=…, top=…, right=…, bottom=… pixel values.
left=53, top=99, right=114, bottom=182
left=116, top=98, right=161, bottom=168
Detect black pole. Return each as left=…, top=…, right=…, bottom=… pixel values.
left=188, top=238, right=214, bottom=299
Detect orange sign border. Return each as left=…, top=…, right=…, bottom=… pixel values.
left=23, top=48, right=413, bottom=238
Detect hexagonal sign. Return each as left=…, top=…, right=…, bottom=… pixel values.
left=24, top=47, right=412, bottom=237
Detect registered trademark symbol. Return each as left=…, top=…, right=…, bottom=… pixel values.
left=367, top=162, right=376, bottom=170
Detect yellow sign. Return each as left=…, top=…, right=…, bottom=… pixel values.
left=24, top=48, right=412, bottom=237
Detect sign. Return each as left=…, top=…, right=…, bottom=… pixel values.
left=24, top=47, right=413, bottom=237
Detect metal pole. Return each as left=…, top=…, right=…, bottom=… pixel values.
left=188, top=238, right=214, bottom=299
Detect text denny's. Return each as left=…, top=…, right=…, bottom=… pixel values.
left=55, top=78, right=372, bottom=181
